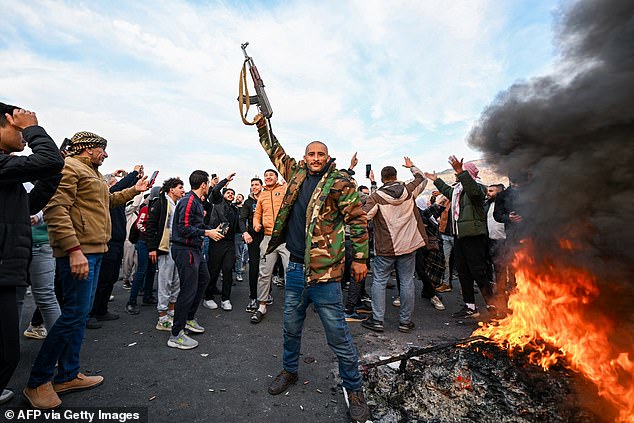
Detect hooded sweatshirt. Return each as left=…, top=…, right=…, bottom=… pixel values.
left=363, top=166, right=428, bottom=256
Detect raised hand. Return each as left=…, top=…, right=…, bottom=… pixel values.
left=135, top=175, right=149, bottom=192
left=349, top=152, right=358, bottom=170
left=448, top=155, right=464, bottom=174
left=403, top=156, right=414, bottom=168
left=226, top=172, right=236, bottom=182
left=133, top=165, right=144, bottom=178
left=424, top=171, right=438, bottom=181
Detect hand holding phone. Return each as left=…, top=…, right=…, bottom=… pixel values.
left=365, top=164, right=372, bottom=179
left=148, top=170, right=159, bottom=188
left=219, top=222, right=230, bottom=236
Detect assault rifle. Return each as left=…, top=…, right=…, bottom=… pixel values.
left=238, top=42, right=273, bottom=124
left=359, top=335, right=488, bottom=376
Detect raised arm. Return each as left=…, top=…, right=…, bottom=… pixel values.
left=255, top=115, right=296, bottom=181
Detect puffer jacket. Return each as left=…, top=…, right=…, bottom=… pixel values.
left=253, top=182, right=286, bottom=236
left=257, top=126, right=368, bottom=285
left=44, top=155, right=138, bottom=257
left=0, top=126, right=64, bottom=287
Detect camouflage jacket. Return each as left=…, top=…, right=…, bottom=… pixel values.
left=257, top=126, right=368, bottom=285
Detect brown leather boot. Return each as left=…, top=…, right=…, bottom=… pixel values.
left=268, top=369, right=298, bottom=395
left=23, top=382, right=62, bottom=409
left=53, top=373, right=104, bottom=394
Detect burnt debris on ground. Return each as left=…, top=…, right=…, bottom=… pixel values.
left=363, top=341, right=602, bottom=423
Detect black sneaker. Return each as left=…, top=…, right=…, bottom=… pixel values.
left=398, top=321, right=415, bottom=333
left=452, top=306, right=480, bottom=319
left=346, top=389, right=370, bottom=423
left=85, top=317, right=102, bottom=329
left=95, top=311, right=120, bottom=321
left=122, top=281, right=132, bottom=290
left=268, top=369, right=298, bottom=395
left=126, top=303, right=140, bottom=315
left=245, top=299, right=258, bottom=313
left=361, top=317, right=384, bottom=332
left=355, top=303, right=372, bottom=314
left=142, top=296, right=158, bottom=305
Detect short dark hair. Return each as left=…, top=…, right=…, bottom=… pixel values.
left=496, top=183, right=506, bottom=191
left=251, top=177, right=263, bottom=185
left=161, top=177, right=184, bottom=194
left=357, top=185, right=369, bottom=192
left=189, top=170, right=209, bottom=190
left=264, top=168, right=278, bottom=177
left=0, top=102, right=19, bottom=127
left=381, top=166, right=397, bottom=182
left=223, top=187, right=235, bottom=195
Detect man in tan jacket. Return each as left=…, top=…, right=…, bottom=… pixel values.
left=24, top=131, right=148, bottom=409
left=250, top=169, right=289, bottom=324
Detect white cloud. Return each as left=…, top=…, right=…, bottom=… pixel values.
left=0, top=0, right=555, bottom=190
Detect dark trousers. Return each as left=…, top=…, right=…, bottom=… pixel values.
left=128, top=240, right=156, bottom=304
left=205, top=240, right=235, bottom=302
left=247, top=234, right=262, bottom=300
left=415, top=248, right=437, bottom=299
left=171, top=247, right=210, bottom=336
left=91, top=244, right=123, bottom=316
left=454, top=234, right=492, bottom=304
left=343, top=238, right=366, bottom=313
left=0, top=287, right=20, bottom=392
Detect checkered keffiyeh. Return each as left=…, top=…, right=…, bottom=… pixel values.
left=67, top=131, right=107, bottom=156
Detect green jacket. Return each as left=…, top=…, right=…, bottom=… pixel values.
left=257, top=126, right=368, bottom=285
left=434, top=171, right=487, bottom=238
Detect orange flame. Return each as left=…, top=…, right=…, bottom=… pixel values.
left=474, top=242, right=634, bottom=422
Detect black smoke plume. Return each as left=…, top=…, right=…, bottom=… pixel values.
left=468, top=0, right=634, bottom=350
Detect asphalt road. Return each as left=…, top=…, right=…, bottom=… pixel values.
left=5, top=272, right=487, bottom=422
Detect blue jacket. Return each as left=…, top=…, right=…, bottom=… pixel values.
left=171, top=191, right=208, bottom=249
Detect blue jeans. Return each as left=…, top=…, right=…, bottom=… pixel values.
left=129, top=240, right=156, bottom=304
left=29, top=244, right=61, bottom=330
left=283, top=262, right=362, bottom=391
left=234, top=234, right=247, bottom=277
left=28, top=254, right=103, bottom=387
left=372, top=253, right=416, bottom=324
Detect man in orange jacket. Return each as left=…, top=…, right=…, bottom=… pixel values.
left=250, top=169, right=289, bottom=323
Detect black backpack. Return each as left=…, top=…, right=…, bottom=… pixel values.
left=128, top=213, right=141, bottom=244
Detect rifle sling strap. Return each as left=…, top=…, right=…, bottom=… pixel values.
left=239, top=61, right=257, bottom=126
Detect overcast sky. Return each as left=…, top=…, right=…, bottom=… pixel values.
left=1, top=0, right=560, bottom=194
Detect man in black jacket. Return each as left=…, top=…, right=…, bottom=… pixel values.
left=168, top=170, right=223, bottom=350
left=146, top=177, right=185, bottom=331
left=204, top=187, right=240, bottom=311
left=0, top=103, right=64, bottom=405
left=240, top=177, right=264, bottom=312
left=88, top=167, right=144, bottom=327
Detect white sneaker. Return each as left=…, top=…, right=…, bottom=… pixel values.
left=156, top=315, right=173, bottom=331
left=24, top=324, right=47, bottom=340
left=430, top=295, right=446, bottom=311
left=185, top=319, right=205, bottom=333
left=221, top=300, right=233, bottom=311
left=203, top=299, right=218, bottom=310
left=167, top=330, right=198, bottom=350
left=392, top=297, right=401, bottom=307
left=236, top=274, right=243, bottom=282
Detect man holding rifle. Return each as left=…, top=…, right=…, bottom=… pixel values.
left=252, top=113, right=371, bottom=423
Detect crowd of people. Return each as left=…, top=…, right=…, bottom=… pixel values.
left=0, top=103, right=521, bottom=422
